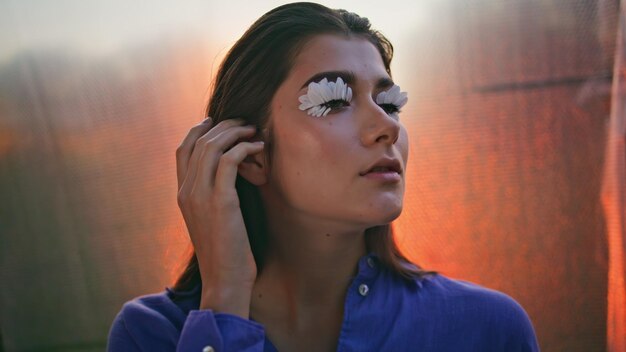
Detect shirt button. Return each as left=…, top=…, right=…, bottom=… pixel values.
left=358, top=283, right=369, bottom=296
left=367, top=257, right=376, bottom=268
left=202, top=346, right=215, bottom=352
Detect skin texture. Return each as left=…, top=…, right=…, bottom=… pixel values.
left=175, top=33, right=410, bottom=351
left=236, top=34, right=410, bottom=352
left=177, top=117, right=262, bottom=318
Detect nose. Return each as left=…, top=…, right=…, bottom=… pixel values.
left=359, top=99, right=401, bottom=146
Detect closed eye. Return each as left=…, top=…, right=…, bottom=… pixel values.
left=317, top=99, right=351, bottom=115
left=378, top=104, right=400, bottom=118
left=379, top=103, right=400, bottom=115
left=299, top=76, right=353, bottom=117
left=374, top=84, right=407, bottom=119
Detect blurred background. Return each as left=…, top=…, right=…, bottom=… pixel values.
left=0, top=0, right=624, bottom=351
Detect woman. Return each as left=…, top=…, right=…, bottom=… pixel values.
left=107, top=2, right=540, bottom=351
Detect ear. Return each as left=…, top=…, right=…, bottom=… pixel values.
left=237, top=145, right=268, bottom=186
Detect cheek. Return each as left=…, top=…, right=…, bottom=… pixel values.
left=278, top=115, right=347, bottom=162
left=398, top=126, right=409, bottom=160
left=270, top=122, right=350, bottom=203
left=271, top=146, right=333, bottom=213
left=271, top=122, right=323, bottom=187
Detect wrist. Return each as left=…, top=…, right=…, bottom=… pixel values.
left=199, top=283, right=253, bottom=319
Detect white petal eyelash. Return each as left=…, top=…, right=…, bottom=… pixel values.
left=298, top=77, right=352, bottom=117
left=376, top=85, right=408, bottom=111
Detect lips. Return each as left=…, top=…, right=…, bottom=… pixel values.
left=360, top=157, right=402, bottom=176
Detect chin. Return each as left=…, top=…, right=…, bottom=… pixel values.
left=384, top=206, right=403, bottom=222
left=369, top=203, right=403, bottom=226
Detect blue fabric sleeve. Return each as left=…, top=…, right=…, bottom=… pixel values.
left=107, top=301, right=265, bottom=352
left=501, top=297, right=541, bottom=352
left=506, top=305, right=539, bottom=352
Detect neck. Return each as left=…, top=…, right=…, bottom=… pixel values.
left=250, top=189, right=368, bottom=324
left=262, top=226, right=367, bottom=306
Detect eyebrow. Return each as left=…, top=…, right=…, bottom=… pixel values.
left=299, top=70, right=395, bottom=91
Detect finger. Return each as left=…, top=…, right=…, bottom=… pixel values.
left=213, top=141, right=265, bottom=195
left=180, top=122, right=239, bottom=199
left=176, top=118, right=213, bottom=189
left=194, top=118, right=247, bottom=150
left=178, top=118, right=246, bottom=192
left=183, top=119, right=246, bottom=187
left=190, top=125, right=259, bottom=195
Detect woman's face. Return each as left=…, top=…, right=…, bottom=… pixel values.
left=267, top=34, right=409, bottom=228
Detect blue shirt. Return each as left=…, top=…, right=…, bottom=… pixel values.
left=107, top=253, right=540, bottom=351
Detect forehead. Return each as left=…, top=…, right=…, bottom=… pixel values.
left=289, top=34, right=389, bottom=90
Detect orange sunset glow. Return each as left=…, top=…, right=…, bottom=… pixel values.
left=0, top=1, right=623, bottom=351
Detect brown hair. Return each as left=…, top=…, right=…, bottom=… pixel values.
left=172, top=2, right=437, bottom=292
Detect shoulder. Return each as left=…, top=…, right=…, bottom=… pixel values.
left=113, top=289, right=190, bottom=332
left=421, top=273, right=533, bottom=322
left=108, top=288, right=204, bottom=350
left=416, top=274, right=540, bottom=350
left=421, top=273, right=515, bottom=302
